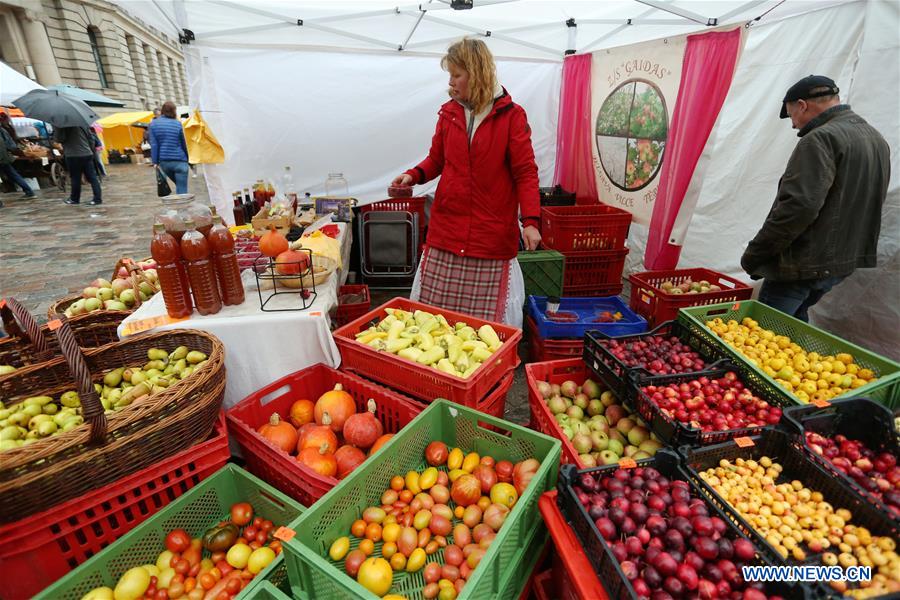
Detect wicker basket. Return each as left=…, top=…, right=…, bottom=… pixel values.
left=0, top=319, right=226, bottom=523
left=0, top=298, right=121, bottom=369
left=47, top=257, right=159, bottom=319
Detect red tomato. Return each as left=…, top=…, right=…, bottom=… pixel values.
left=243, top=526, right=257, bottom=541
left=255, top=530, right=268, bottom=545
left=165, top=529, right=192, bottom=553
left=215, top=592, right=229, bottom=600
left=174, top=559, right=190, bottom=575
left=230, top=502, right=254, bottom=527
left=225, top=578, right=242, bottom=594
left=216, top=560, right=233, bottom=576
left=261, top=520, right=274, bottom=533
left=199, top=573, right=216, bottom=591
left=154, top=589, right=168, bottom=600
left=252, top=517, right=264, bottom=528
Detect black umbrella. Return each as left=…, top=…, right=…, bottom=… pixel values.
left=12, top=89, right=99, bottom=128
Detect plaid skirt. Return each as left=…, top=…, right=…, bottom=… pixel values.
left=417, top=247, right=510, bottom=322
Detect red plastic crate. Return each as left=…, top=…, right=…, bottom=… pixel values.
left=525, top=358, right=595, bottom=468
left=226, top=363, right=423, bottom=507
left=360, top=197, right=427, bottom=255
left=334, top=297, right=522, bottom=407
left=539, top=491, right=610, bottom=600
left=533, top=570, right=554, bottom=600
left=0, top=412, right=229, bottom=600
left=561, top=249, right=628, bottom=296
left=541, top=204, right=631, bottom=252
left=526, top=315, right=583, bottom=363
left=628, top=268, right=753, bottom=327
left=332, top=284, right=371, bottom=328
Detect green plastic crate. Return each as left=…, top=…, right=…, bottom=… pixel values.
left=518, top=250, right=565, bottom=299
left=679, top=300, right=900, bottom=409
left=244, top=581, right=293, bottom=600
left=37, top=464, right=306, bottom=600
left=282, top=399, right=561, bottom=600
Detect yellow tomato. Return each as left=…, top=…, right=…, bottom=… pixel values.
left=226, top=543, right=253, bottom=569
left=81, top=587, right=114, bottom=600
left=490, top=482, right=518, bottom=508
left=113, top=567, right=150, bottom=600
left=357, top=557, right=393, bottom=596
left=329, top=537, right=350, bottom=561
left=248, top=547, right=277, bottom=574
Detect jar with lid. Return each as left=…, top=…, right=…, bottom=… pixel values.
left=155, top=194, right=213, bottom=241
left=325, top=172, right=349, bottom=197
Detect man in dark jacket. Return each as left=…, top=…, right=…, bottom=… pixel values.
left=741, top=75, right=890, bottom=321
left=0, top=125, right=35, bottom=202
left=55, top=125, right=102, bottom=205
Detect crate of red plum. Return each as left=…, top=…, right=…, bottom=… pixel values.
left=556, top=451, right=809, bottom=600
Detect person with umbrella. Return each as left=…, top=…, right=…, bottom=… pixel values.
left=14, top=88, right=103, bottom=205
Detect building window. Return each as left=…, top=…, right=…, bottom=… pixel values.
left=87, top=28, right=109, bottom=88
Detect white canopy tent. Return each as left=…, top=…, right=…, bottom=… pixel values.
left=1, top=61, right=46, bottom=106
left=114, top=0, right=899, bottom=359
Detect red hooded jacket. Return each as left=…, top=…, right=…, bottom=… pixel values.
left=405, top=89, right=540, bottom=261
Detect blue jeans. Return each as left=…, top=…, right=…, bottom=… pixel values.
left=158, top=160, right=189, bottom=194
left=758, top=276, right=846, bottom=322
left=66, top=155, right=102, bottom=203
left=0, top=162, right=34, bottom=195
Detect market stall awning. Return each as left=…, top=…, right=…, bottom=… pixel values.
left=97, top=110, right=155, bottom=152
left=1, top=61, right=45, bottom=105
left=48, top=84, right=125, bottom=108
left=97, top=111, right=154, bottom=128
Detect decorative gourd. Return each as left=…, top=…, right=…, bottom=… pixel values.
left=343, top=399, right=383, bottom=450
left=297, top=413, right=339, bottom=454
left=314, top=384, right=356, bottom=433
left=257, top=413, right=297, bottom=453
left=259, top=225, right=289, bottom=258
left=334, top=445, right=367, bottom=479
left=297, top=443, right=337, bottom=477
left=288, top=398, right=315, bottom=428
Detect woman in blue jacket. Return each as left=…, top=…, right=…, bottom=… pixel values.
left=149, top=101, right=189, bottom=194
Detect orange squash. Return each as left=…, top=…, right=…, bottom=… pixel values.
left=288, top=398, right=315, bottom=428
left=343, top=398, right=383, bottom=450
left=368, top=433, right=394, bottom=456
left=257, top=413, right=298, bottom=453
left=259, top=225, right=289, bottom=258
left=297, top=414, right=339, bottom=454
left=314, top=384, right=356, bottom=433
left=334, top=445, right=367, bottom=479
left=297, top=443, right=338, bottom=477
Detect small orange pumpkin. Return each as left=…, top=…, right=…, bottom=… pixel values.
left=259, top=225, right=289, bottom=258
left=288, top=398, right=315, bottom=428
left=297, top=414, right=339, bottom=454
left=315, top=384, right=356, bottom=433
left=257, top=413, right=298, bottom=453
left=334, top=445, right=367, bottom=479
left=297, top=443, right=338, bottom=477
left=368, top=433, right=394, bottom=456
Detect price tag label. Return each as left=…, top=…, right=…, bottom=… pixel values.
left=274, top=526, right=296, bottom=542
left=41, top=157, right=49, bottom=166
left=0, top=299, right=6, bottom=309
left=121, top=314, right=186, bottom=337
left=641, top=294, right=652, bottom=304
left=309, top=311, right=322, bottom=317
left=734, top=436, right=755, bottom=448
left=48, top=319, right=63, bottom=331
left=732, top=302, right=741, bottom=311
left=618, top=457, right=637, bottom=469
left=812, top=398, right=830, bottom=408
left=52, top=149, right=61, bottom=156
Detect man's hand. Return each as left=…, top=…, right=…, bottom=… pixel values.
left=392, top=173, right=413, bottom=186
left=523, top=225, right=542, bottom=251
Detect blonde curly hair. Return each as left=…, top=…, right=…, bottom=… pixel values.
left=441, top=38, right=498, bottom=114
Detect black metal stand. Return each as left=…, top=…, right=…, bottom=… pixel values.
left=253, top=248, right=318, bottom=311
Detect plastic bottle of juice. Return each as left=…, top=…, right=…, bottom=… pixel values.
left=180, top=218, right=222, bottom=315
left=207, top=212, right=245, bottom=306
left=150, top=223, right=193, bottom=318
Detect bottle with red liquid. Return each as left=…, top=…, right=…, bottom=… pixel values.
left=150, top=223, right=193, bottom=318
left=208, top=211, right=245, bottom=306
left=180, top=218, right=222, bottom=315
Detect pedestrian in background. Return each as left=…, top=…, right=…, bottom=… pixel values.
left=0, top=124, right=35, bottom=202
left=92, top=123, right=106, bottom=179
left=149, top=101, right=190, bottom=194
left=55, top=124, right=102, bottom=205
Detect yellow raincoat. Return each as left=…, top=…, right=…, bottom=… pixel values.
left=183, top=110, right=225, bottom=164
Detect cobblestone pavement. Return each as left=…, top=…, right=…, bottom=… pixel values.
left=0, top=162, right=210, bottom=320
left=0, top=165, right=531, bottom=424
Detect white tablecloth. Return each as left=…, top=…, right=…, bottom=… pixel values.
left=118, top=218, right=352, bottom=409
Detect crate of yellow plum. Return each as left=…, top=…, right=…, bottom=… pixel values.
left=681, top=429, right=900, bottom=599
left=679, top=301, right=900, bottom=409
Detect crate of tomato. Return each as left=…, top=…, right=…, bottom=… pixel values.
left=226, top=363, right=423, bottom=507
left=333, top=298, right=521, bottom=408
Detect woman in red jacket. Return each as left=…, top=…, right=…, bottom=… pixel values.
left=393, top=38, right=542, bottom=325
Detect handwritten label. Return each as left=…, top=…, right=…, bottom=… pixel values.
left=812, top=398, right=830, bottom=408
left=731, top=303, right=741, bottom=311
left=618, top=457, right=637, bottom=469
left=274, top=526, right=296, bottom=542
left=309, top=311, right=322, bottom=317
left=734, top=436, right=755, bottom=448
left=121, top=315, right=186, bottom=337
left=48, top=319, right=63, bottom=331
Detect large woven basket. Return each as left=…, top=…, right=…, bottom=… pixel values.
left=47, top=257, right=158, bottom=319
left=0, top=319, right=226, bottom=523
left=0, top=298, right=121, bottom=369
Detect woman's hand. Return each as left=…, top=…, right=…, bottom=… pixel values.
left=522, top=225, right=542, bottom=251
left=392, top=173, right=414, bottom=186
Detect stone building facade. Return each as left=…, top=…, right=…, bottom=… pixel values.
left=1, top=0, right=187, bottom=114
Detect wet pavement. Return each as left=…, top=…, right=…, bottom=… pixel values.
left=0, top=163, right=531, bottom=424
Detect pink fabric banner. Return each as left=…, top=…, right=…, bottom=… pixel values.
left=644, top=28, right=742, bottom=269
left=553, top=53, right=598, bottom=204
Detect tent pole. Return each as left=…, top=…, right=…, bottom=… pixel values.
left=417, top=13, right=560, bottom=56
left=633, top=0, right=709, bottom=25
left=151, top=0, right=182, bottom=36
left=718, top=0, right=769, bottom=22
left=202, top=23, right=296, bottom=40
left=400, top=10, right=427, bottom=50
left=579, top=7, right=659, bottom=53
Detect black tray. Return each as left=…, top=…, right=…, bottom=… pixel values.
left=582, top=319, right=723, bottom=402
left=681, top=428, right=900, bottom=598
left=783, top=398, right=900, bottom=527
left=539, top=185, right=576, bottom=207
left=629, top=361, right=792, bottom=448
left=556, top=449, right=811, bottom=600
